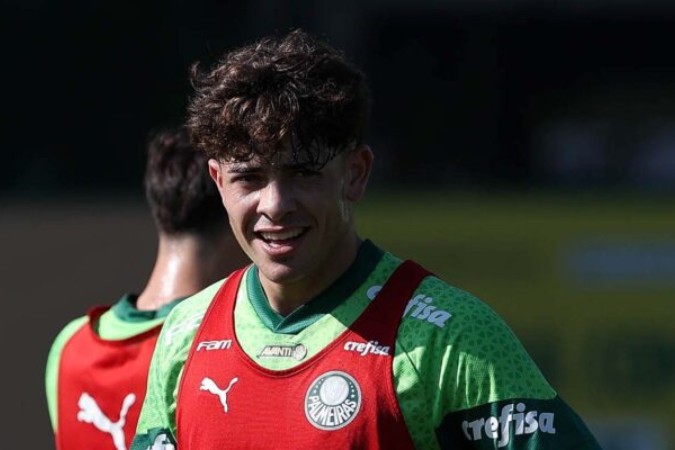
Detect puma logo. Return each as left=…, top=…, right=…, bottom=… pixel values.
left=200, top=377, right=238, bottom=413
left=77, top=392, right=136, bottom=450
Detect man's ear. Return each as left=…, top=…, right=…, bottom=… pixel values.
left=208, top=158, right=228, bottom=205
left=208, top=159, right=223, bottom=189
left=344, top=144, right=374, bottom=202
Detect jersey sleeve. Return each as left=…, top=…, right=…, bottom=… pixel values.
left=130, top=282, right=222, bottom=450
left=394, top=276, right=602, bottom=449
left=45, top=316, right=88, bottom=432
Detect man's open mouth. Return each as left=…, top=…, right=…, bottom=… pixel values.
left=257, top=228, right=307, bottom=244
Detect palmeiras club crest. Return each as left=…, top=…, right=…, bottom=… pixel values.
left=304, top=371, right=361, bottom=430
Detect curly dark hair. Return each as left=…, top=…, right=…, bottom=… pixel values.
left=144, top=126, right=227, bottom=235
left=188, top=29, right=372, bottom=169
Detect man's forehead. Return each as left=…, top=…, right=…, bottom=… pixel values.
left=221, top=147, right=339, bottom=171
left=222, top=155, right=314, bottom=171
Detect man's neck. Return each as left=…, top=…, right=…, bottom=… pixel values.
left=136, top=233, right=243, bottom=311
left=260, top=236, right=362, bottom=317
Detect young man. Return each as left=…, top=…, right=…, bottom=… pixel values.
left=131, top=31, right=601, bottom=449
left=45, top=127, right=248, bottom=450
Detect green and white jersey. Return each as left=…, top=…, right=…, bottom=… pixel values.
left=133, top=240, right=600, bottom=449
left=45, top=295, right=182, bottom=432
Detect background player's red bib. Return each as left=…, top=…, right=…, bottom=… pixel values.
left=56, top=307, right=160, bottom=450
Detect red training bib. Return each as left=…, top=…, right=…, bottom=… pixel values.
left=177, top=260, right=429, bottom=449
left=56, top=307, right=161, bottom=450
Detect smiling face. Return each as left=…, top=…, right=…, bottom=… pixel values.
left=209, top=145, right=373, bottom=311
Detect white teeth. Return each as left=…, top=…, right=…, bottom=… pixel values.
left=260, top=229, right=303, bottom=241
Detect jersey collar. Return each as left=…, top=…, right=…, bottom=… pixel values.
left=247, top=239, right=384, bottom=334
left=111, top=294, right=185, bottom=322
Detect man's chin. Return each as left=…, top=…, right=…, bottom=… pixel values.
left=257, top=261, right=305, bottom=285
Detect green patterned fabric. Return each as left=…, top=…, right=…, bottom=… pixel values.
left=131, top=243, right=600, bottom=449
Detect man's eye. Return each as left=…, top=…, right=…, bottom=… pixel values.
left=233, top=174, right=260, bottom=184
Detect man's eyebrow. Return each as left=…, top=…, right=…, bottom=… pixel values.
left=226, top=164, right=262, bottom=174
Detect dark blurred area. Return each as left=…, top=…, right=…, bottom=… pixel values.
left=1, top=1, right=674, bottom=449
left=5, top=0, right=675, bottom=194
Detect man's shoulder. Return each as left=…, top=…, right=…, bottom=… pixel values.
left=158, top=278, right=225, bottom=349
left=371, top=254, right=499, bottom=334
left=395, top=269, right=539, bottom=375
left=45, top=314, right=91, bottom=430
left=50, top=315, right=89, bottom=350
left=394, top=268, right=557, bottom=419
left=398, top=269, right=500, bottom=334
left=171, top=278, right=224, bottom=316
left=47, top=314, right=89, bottom=372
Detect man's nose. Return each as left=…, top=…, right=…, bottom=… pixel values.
left=257, top=179, right=296, bottom=220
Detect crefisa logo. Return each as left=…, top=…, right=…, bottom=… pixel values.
left=304, top=371, right=361, bottom=431
left=366, top=286, right=452, bottom=328
left=462, top=403, right=556, bottom=448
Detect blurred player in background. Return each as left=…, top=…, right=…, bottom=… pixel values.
left=45, top=126, right=248, bottom=450
left=131, top=30, right=601, bottom=449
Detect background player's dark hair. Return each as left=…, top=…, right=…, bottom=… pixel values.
left=144, top=126, right=227, bottom=235
left=188, top=28, right=372, bottom=169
